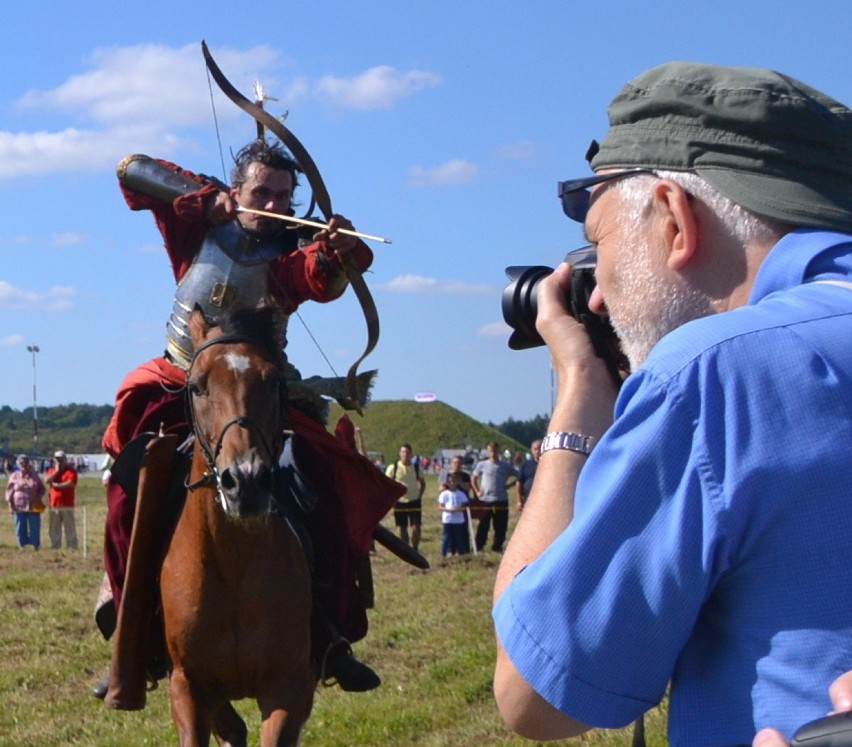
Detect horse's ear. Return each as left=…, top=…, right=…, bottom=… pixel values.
left=188, top=305, right=211, bottom=346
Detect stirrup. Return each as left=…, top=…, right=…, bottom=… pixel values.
left=320, top=639, right=352, bottom=688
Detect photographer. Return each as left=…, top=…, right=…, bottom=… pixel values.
left=492, top=62, right=852, bottom=745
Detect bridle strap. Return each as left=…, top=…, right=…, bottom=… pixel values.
left=185, top=334, right=282, bottom=503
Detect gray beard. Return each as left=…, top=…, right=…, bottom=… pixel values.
left=606, top=237, right=715, bottom=370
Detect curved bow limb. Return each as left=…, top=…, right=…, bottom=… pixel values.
left=202, top=40, right=381, bottom=412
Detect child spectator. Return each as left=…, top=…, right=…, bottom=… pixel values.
left=437, top=473, right=469, bottom=557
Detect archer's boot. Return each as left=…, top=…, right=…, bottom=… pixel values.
left=321, top=640, right=381, bottom=692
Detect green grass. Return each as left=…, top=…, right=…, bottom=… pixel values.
left=0, top=475, right=668, bottom=746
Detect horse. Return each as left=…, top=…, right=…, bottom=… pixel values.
left=159, top=305, right=314, bottom=747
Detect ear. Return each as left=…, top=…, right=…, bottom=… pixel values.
left=188, top=304, right=211, bottom=348
left=652, top=180, right=698, bottom=271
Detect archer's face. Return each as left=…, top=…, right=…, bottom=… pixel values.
left=231, top=163, right=294, bottom=235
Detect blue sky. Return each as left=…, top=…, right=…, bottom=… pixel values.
left=3, top=1, right=851, bottom=427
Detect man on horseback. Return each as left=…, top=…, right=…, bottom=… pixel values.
left=95, top=139, right=405, bottom=706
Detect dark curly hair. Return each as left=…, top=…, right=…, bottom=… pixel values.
left=230, top=139, right=300, bottom=193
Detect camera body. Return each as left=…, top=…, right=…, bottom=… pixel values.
left=502, top=245, right=625, bottom=386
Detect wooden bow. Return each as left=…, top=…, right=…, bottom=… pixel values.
left=202, top=41, right=380, bottom=414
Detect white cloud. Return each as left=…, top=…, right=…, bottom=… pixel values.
left=407, top=159, right=478, bottom=188
left=478, top=321, right=512, bottom=337
left=1, top=45, right=441, bottom=181
left=496, top=140, right=535, bottom=160
left=17, top=44, right=282, bottom=127
left=0, top=281, right=76, bottom=311
left=137, top=243, right=165, bottom=254
left=316, top=66, right=441, bottom=109
left=1, top=44, right=284, bottom=179
left=0, top=334, right=26, bottom=346
left=378, top=274, right=494, bottom=295
left=0, top=231, right=86, bottom=248
left=51, top=232, right=86, bottom=246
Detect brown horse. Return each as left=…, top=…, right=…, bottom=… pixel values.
left=160, top=306, right=314, bottom=747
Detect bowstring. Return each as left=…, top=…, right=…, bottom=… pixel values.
left=205, top=65, right=228, bottom=182
left=205, top=63, right=340, bottom=380
left=293, top=309, right=340, bottom=378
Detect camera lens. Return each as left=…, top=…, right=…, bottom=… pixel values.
left=502, top=265, right=553, bottom=349
left=502, top=245, right=598, bottom=350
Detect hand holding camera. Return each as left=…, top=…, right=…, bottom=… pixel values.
left=502, top=245, right=628, bottom=388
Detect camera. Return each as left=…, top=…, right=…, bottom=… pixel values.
left=502, top=245, right=625, bottom=386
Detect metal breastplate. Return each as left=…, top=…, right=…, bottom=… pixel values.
left=166, top=223, right=290, bottom=369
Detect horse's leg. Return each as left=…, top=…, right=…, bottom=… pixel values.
left=212, top=702, right=248, bottom=747
left=257, top=682, right=313, bottom=747
left=169, top=667, right=214, bottom=747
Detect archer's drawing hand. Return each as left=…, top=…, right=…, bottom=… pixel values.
left=314, top=214, right=357, bottom=257
left=205, top=191, right=238, bottom=225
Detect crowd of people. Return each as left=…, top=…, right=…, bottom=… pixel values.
left=3, top=450, right=78, bottom=550
left=383, top=439, right=542, bottom=558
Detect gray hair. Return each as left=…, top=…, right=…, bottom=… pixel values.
left=614, top=170, right=786, bottom=246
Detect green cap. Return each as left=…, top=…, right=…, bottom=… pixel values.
left=589, top=62, right=852, bottom=232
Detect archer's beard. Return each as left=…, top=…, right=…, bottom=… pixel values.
left=606, top=234, right=715, bottom=370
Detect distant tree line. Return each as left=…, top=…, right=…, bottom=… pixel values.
left=0, top=401, right=547, bottom=460
left=489, top=413, right=550, bottom=449
left=0, top=404, right=113, bottom=456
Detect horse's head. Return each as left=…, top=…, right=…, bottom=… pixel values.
left=186, top=306, right=288, bottom=519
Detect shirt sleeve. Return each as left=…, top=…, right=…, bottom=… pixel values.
left=493, top=367, right=727, bottom=728
left=268, top=239, right=373, bottom=313
left=119, top=158, right=215, bottom=280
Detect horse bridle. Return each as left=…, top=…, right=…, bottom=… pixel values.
left=184, top=334, right=284, bottom=509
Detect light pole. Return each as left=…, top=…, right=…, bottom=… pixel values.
left=26, top=345, right=39, bottom=451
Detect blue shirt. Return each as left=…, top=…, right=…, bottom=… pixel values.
left=518, top=458, right=538, bottom=498
left=493, top=230, right=852, bottom=746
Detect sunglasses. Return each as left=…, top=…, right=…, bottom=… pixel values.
left=557, top=168, right=655, bottom=222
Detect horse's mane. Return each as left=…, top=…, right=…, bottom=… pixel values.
left=214, top=306, right=287, bottom=365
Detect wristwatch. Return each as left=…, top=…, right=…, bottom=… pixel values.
left=540, top=431, right=597, bottom=456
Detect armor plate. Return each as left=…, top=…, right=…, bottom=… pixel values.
left=166, top=223, right=293, bottom=369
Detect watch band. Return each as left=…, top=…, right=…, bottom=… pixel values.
left=540, top=430, right=597, bottom=456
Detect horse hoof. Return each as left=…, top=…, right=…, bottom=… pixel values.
left=104, top=689, right=147, bottom=711
left=92, top=673, right=110, bottom=700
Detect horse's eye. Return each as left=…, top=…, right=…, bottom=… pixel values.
left=188, top=380, right=206, bottom=397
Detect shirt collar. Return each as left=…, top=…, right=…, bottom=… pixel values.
left=749, top=228, right=852, bottom=305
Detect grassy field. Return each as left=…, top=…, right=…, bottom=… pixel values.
left=0, top=474, right=667, bottom=746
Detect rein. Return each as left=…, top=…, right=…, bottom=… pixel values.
left=184, top=334, right=282, bottom=510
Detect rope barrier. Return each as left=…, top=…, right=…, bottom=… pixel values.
left=392, top=503, right=511, bottom=512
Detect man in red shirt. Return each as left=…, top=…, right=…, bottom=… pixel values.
left=45, top=450, right=78, bottom=550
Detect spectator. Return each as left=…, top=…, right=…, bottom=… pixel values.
left=44, top=450, right=78, bottom=550
left=515, top=439, right=542, bottom=513
left=493, top=62, right=852, bottom=745
left=437, top=455, right=472, bottom=495
left=5, top=455, right=45, bottom=550
left=437, top=455, right=474, bottom=553
left=385, top=444, right=426, bottom=550
left=472, top=442, right=518, bottom=553
left=436, top=473, right=469, bottom=557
